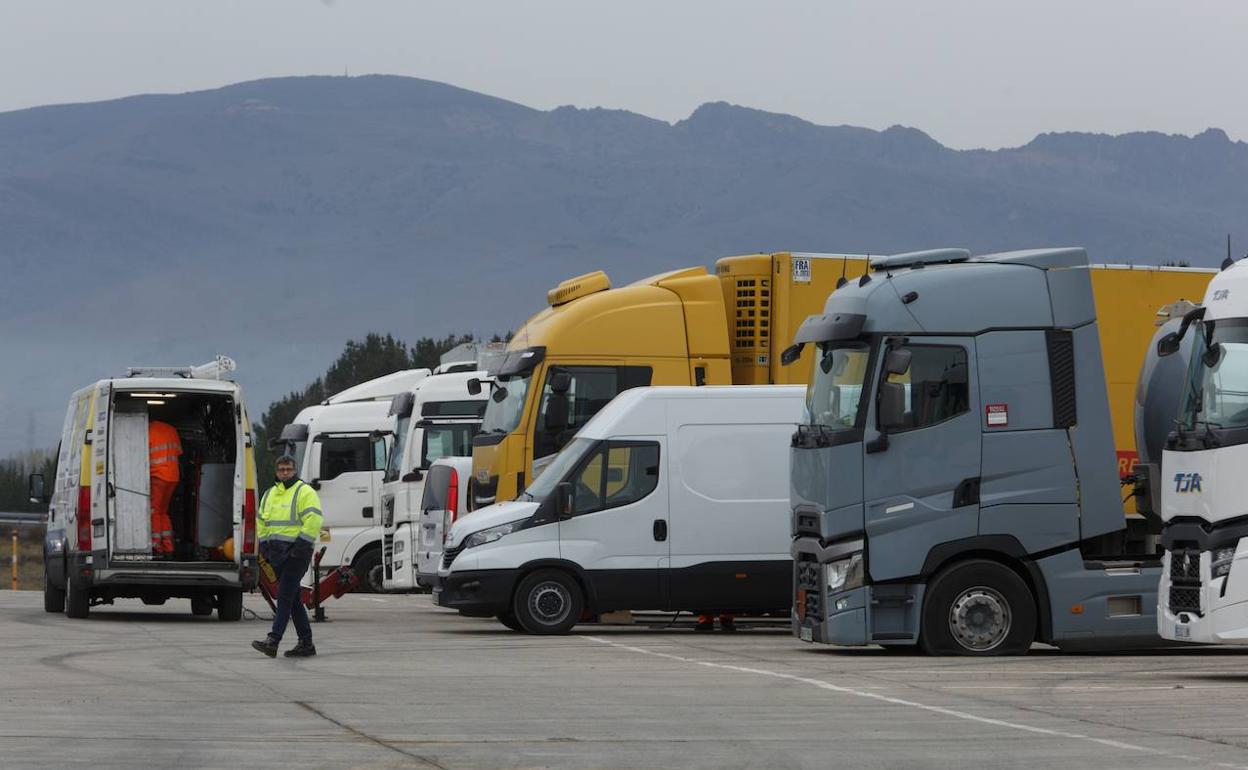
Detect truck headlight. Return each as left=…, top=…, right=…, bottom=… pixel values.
left=1212, top=546, right=1236, bottom=579
left=826, top=553, right=864, bottom=593
left=462, top=519, right=527, bottom=550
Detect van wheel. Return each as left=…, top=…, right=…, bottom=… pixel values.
left=354, top=549, right=384, bottom=593
left=191, top=595, right=214, bottom=616
left=920, top=560, right=1036, bottom=656
left=43, top=569, right=66, bottom=614
left=65, top=576, right=90, bottom=619
left=496, top=612, right=525, bottom=632
left=513, top=570, right=583, bottom=635
left=217, top=589, right=243, bottom=622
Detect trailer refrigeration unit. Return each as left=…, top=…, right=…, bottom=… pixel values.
left=786, top=248, right=1213, bottom=655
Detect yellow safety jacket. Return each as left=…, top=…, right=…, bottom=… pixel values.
left=257, top=480, right=323, bottom=545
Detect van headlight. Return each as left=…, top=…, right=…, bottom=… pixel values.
left=1212, top=546, right=1236, bottom=579
left=826, top=553, right=865, bottom=593
left=462, top=520, right=527, bottom=550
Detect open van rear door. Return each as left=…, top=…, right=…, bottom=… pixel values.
left=89, top=382, right=113, bottom=562
left=108, top=389, right=151, bottom=557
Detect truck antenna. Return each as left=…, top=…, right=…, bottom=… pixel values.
left=1223, top=234, right=1235, bottom=271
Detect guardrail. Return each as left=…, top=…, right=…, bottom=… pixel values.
left=0, top=512, right=44, bottom=526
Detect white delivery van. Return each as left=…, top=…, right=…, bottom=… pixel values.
left=412, top=455, right=474, bottom=588
left=379, top=370, right=486, bottom=591
left=272, top=369, right=431, bottom=591
left=31, top=358, right=260, bottom=620
left=434, top=385, right=804, bottom=633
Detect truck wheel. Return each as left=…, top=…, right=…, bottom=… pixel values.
left=496, top=612, right=525, bottom=632
left=513, top=569, right=583, bottom=635
left=65, top=576, right=90, bottom=619
left=920, top=559, right=1036, bottom=656
left=43, top=569, right=66, bottom=614
left=191, top=595, right=214, bottom=616
left=353, top=549, right=384, bottom=593
left=217, top=589, right=243, bottom=621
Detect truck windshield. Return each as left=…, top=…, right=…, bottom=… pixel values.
left=479, top=373, right=533, bottom=435
left=383, top=416, right=411, bottom=482
left=521, top=438, right=597, bottom=502
left=805, top=342, right=870, bottom=429
left=1179, top=321, right=1248, bottom=434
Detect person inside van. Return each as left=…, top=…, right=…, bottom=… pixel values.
left=148, top=420, right=182, bottom=558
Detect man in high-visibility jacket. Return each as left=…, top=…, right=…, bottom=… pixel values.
left=251, top=455, right=323, bottom=658
left=148, top=420, right=181, bottom=557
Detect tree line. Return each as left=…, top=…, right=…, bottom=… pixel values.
left=0, top=450, right=55, bottom=513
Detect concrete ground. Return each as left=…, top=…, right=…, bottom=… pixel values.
left=4, top=591, right=1248, bottom=770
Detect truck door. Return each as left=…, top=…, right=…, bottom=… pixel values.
left=862, top=338, right=981, bottom=582
left=311, top=435, right=384, bottom=528
left=556, top=439, right=667, bottom=610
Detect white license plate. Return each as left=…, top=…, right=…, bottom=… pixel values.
left=799, top=626, right=813, bottom=642
left=1174, top=624, right=1191, bottom=639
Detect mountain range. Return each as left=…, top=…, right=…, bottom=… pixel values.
left=1, top=74, right=1244, bottom=455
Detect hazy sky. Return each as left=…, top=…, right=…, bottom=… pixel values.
left=1, top=0, right=1245, bottom=149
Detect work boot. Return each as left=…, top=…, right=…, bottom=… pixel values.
left=284, top=640, right=317, bottom=658
left=695, top=618, right=714, bottom=632
left=251, top=635, right=279, bottom=658
left=719, top=617, right=738, bottom=633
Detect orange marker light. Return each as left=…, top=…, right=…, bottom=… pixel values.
left=1070, top=604, right=1085, bottom=615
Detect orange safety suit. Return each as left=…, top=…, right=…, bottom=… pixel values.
left=149, top=420, right=182, bottom=555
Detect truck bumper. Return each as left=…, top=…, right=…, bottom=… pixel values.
left=1159, top=560, right=1248, bottom=644
left=383, top=526, right=418, bottom=592
left=433, top=569, right=517, bottom=617
left=794, top=585, right=870, bottom=645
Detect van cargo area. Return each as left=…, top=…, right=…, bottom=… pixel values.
left=111, top=389, right=239, bottom=565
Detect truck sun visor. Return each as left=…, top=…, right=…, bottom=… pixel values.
left=793, top=312, right=867, bottom=344
left=493, top=346, right=547, bottom=377
left=277, top=423, right=309, bottom=443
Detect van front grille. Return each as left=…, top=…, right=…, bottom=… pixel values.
left=442, top=542, right=465, bottom=570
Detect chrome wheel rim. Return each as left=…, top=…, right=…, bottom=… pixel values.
left=528, top=582, right=571, bottom=626
left=949, top=585, right=1011, bottom=651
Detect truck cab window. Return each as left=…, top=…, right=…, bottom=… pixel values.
left=319, top=437, right=373, bottom=481
left=421, top=423, right=476, bottom=467
left=886, top=345, right=969, bottom=431
left=533, top=366, right=652, bottom=460
left=569, top=441, right=660, bottom=516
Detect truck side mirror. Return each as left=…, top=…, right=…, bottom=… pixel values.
left=467, top=378, right=483, bottom=396
left=402, top=469, right=423, bottom=482
left=491, top=386, right=509, bottom=403
left=884, top=348, right=912, bottom=376
left=368, top=430, right=384, bottom=443
left=556, top=481, right=573, bottom=519
left=549, top=370, right=572, bottom=394
left=780, top=343, right=804, bottom=366
left=1202, top=342, right=1223, bottom=368
left=1157, top=331, right=1181, bottom=357
left=878, top=381, right=908, bottom=432
left=267, top=438, right=285, bottom=451
left=544, top=393, right=570, bottom=432
left=28, top=473, right=46, bottom=504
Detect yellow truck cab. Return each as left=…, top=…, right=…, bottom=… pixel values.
left=468, top=253, right=871, bottom=509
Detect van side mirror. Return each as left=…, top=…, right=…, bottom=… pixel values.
left=556, top=481, right=573, bottom=519
left=878, top=381, right=907, bottom=432
left=467, top=378, right=483, bottom=396
left=884, top=348, right=912, bottom=376
left=549, top=370, right=572, bottom=394
left=28, top=473, right=46, bottom=504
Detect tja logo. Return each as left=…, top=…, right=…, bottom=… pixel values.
left=1173, top=472, right=1203, bottom=493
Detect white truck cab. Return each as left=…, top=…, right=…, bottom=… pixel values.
left=273, top=369, right=431, bottom=591
left=435, top=385, right=804, bottom=633
left=379, top=371, right=486, bottom=591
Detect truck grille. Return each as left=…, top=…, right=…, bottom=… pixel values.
left=1168, top=548, right=1202, bottom=616
left=442, top=542, right=465, bottom=570
left=796, top=556, right=823, bottom=621
left=382, top=498, right=394, bottom=528
left=383, top=533, right=394, bottom=580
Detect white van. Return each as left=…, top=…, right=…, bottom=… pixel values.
left=434, top=385, right=804, bottom=633
left=412, top=455, right=473, bottom=587
left=379, top=371, right=486, bottom=591
left=273, top=369, right=431, bottom=591
left=31, top=359, right=259, bottom=620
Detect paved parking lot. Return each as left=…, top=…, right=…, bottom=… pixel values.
left=4, top=590, right=1248, bottom=769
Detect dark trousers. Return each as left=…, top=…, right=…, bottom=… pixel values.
left=265, top=540, right=313, bottom=643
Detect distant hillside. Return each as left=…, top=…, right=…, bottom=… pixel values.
left=1, top=75, right=1244, bottom=454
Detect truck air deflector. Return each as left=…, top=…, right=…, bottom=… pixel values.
left=493, top=347, right=546, bottom=377
left=870, top=249, right=971, bottom=272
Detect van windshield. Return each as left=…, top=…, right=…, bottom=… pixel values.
left=521, top=438, right=597, bottom=502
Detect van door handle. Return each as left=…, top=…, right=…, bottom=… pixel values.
left=653, top=520, right=667, bottom=542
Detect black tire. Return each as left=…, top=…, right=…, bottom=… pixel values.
left=191, top=595, right=214, bottom=616
left=496, top=612, right=525, bottom=632
left=920, top=559, right=1036, bottom=656
left=43, top=569, right=66, bottom=614
left=65, top=575, right=90, bottom=619
left=217, top=589, right=243, bottom=622
left=353, top=548, right=384, bottom=594
left=512, top=569, right=583, bottom=635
